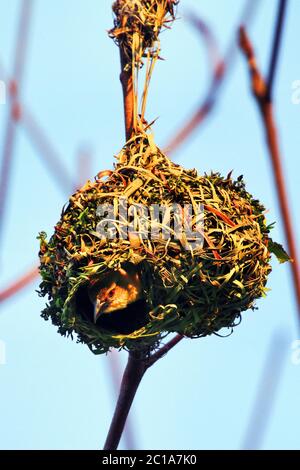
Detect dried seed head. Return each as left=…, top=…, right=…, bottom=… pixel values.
left=109, top=0, right=179, bottom=67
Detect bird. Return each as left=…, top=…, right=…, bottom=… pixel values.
left=76, top=263, right=149, bottom=334
left=88, top=265, right=143, bottom=323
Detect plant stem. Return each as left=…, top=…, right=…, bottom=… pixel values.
left=103, top=334, right=184, bottom=450
left=105, top=3, right=187, bottom=451
left=164, top=0, right=260, bottom=155
left=267, top=0, right=288, bottom=101
left=103, top=352, right=146, bottom=450
left=240, top=21, right=300, bottom=320
left=120, top=50, right=135, bottom=141
left=0, top=0, right=33, bottom=245
left=0, top=265, right=38, bottom=303
left=147, top=334, right=184, bottom=367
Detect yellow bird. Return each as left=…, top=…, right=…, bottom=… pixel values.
left=88, top=265, right=143, bottom=324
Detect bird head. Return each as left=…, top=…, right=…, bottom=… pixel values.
left=90, top=267, right=142, bottom=324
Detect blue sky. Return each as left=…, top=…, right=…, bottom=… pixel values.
left=0, top=0, right=299, bottom=450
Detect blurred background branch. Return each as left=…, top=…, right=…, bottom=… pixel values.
left=0, top=0, right=34, bottom=245
left=239, top=0, right=300, bottom=321
left=164, top=0, right=260, bottom=156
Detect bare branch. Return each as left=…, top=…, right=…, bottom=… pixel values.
left=120, top=50, right=135, bottom=141
left=0, top=266, right=39, bottom=303
left=242, top=331, right=290, bottom=449
left=147, top=334, right=184, bottom=367
left=103, top=351, right=147, bottom=450
left=239, top=23, right=300, bottom=320
left=22, top=108, right=75, bottom=192
left=163, top=14, right=224, bottom=155
left=0, top=0, right=34, bottom=245
left=103, top=333, right=184, bottom=450
left=164, top=0, right=260, bottom=155
left=267, top=0, right=289, bottom=101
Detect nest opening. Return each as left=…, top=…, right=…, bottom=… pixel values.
left=75, top=277, right=150, bottom=335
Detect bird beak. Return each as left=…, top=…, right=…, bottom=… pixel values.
left=94, top=299, right=108, bottom=323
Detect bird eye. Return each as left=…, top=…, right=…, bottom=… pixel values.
left=108, top=289, right=115, bottom=298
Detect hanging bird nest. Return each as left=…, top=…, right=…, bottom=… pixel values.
left=38, top=0, right=289, bottom=355
left=38, top=132, right=287, bottom=355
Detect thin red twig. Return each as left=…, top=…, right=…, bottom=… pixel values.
left=0, top=0, right=33, bottom=243
left=0, top=143, right=78, bottom=301
left=0, top=111, right=77, bottom=303
left=22, top=108, right=75, bottom=193
left=120, top=50, right=135, bottom=141
left=164, top=0, right=260, bottom=155
left=0, top=266, right=39, bottom=303
left=0, top=105, right=77, bottom=303
left=163, top=15, right=224, bottom=155
left=0, top=59, right=76, bottom=194
left=239, top=22, right=300, bottom=320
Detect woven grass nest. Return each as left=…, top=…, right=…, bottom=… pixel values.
left=38, top=132, right=286, bottom=355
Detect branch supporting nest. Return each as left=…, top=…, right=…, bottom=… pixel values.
left=120, top=49, right=135, bottom=140
left=103, top=334, right=184, bottom=450
left=111, top=0, right=178, bottom=140
left=103, top=1, right=184, bottom=451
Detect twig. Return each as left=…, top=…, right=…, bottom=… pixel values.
left=22, top=108, right=75, bottom=193
left=0, top=108, right=78, bottom=304
left=0, top=144, right=81, bottom=302
left=242, top=331, right=290, bottom=449
left=103, top=334, right=184, bottom=450
left=108, top=350, right=138, bottom=450
left=147, top=333, right=184, bottom=367
left=76, top=147, right=92, bottom=189
left=267, top=0, right=289, bottom=101
left=0, top=0, right=33, bottom=245
left=0, top=266, right=39, bottom=303
left=120, top=50, right=135, bottom=141
left=0, top=59, right=75, bottom=194
left=164, top=0, right=259, bottom=155
left=103, top=351, right=147, bottom=450
left=163, top=15, right=224, bottom=155
left=239, top=20, right=300, bottom=320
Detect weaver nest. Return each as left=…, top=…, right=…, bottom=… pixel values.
left=38, top=132, right=281, bottom=355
